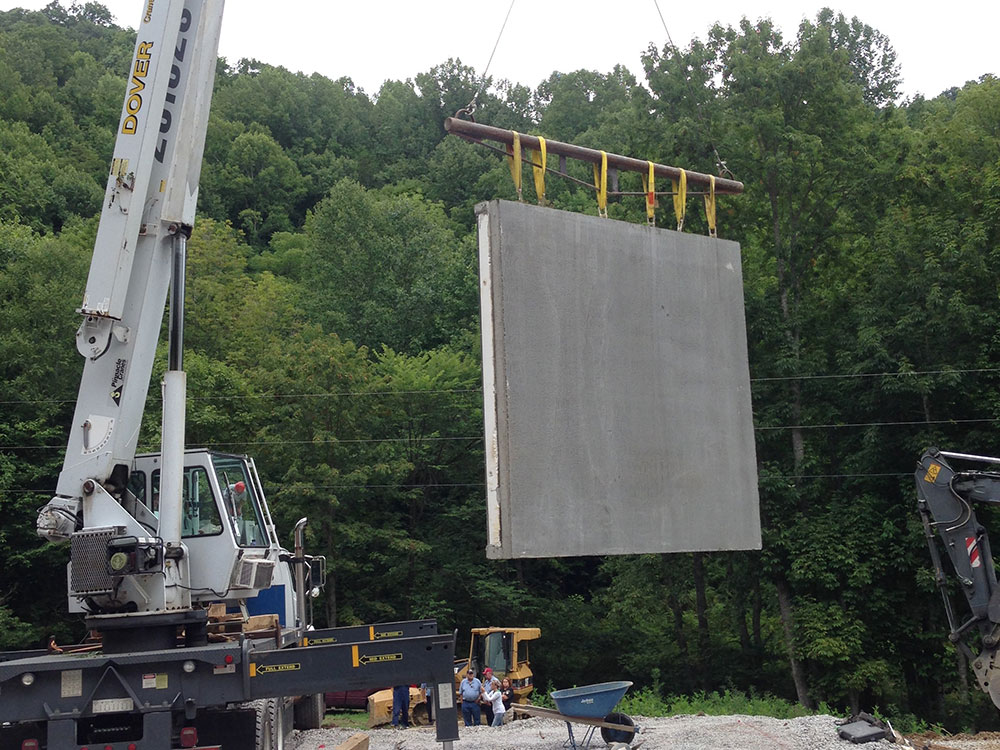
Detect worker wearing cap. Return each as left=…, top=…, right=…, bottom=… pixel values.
left=227, top=480, right=249, bottom=541
left=459, top=668, right=482, bottom=726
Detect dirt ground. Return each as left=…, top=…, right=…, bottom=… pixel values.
left=289, top=714, right=1000, bottom=750
left=909, top=731, right=1000, bottom=750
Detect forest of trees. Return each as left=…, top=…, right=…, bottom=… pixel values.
left=1, top=0, right=999, bottom=731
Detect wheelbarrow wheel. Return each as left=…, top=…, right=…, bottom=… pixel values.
left=600, top=712, right=635, bottom=744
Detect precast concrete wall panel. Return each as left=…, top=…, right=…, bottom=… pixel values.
left=478, top=200, right=760, bottom=559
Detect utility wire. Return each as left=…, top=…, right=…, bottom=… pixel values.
left=0, top=473, right=922, bottom=495
left=755, top=417, right=999, bottom=431
left=3, top=414, right=998, bottom=453
left=3, top=367, right=997, bottom=407
left=0, top=436, right=484, bottom=451
left=750, top=367, right=1000, bottom=383
left=0, top=388, right=484, bottom=406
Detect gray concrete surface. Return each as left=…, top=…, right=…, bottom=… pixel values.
left=477, top=200, right=760, bottom=559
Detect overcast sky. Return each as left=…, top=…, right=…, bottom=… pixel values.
left=1, top=0, right=995, bottom=101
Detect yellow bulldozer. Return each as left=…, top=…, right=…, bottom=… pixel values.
left=359, top=626, right=541, bottom=727
left=454, top=626, right=542, bottom=704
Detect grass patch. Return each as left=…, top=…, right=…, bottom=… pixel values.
left=323, top=710, right=369, bottom=729
left=530, top=684, right=950, bottom=733
left=656, top=689, right=816, bottom=719
left=534, top=686, right=825, bottom=720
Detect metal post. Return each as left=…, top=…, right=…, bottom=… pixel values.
left=294, top=517, right=308, bottom=630
left=443, top=117, right=744, bottom=194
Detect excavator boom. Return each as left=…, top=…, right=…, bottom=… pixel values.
left=916, top=448, right=1000, bottom=707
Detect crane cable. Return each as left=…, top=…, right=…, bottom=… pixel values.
left=651, top=0, right=734, bottom=230
left=456, top=0, right=517, bottom=119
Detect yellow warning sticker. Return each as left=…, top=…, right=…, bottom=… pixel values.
left=372, top=630, right=403, bottom=640
left=924, top=464, right=941, bottom=483
left=111, top=158, right=130, bottom=178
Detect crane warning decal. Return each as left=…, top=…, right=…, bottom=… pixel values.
left=351, top=645, right=402, bottom=667
left=304, top=636, right=336, bottom=646
left=249, top=662, right=301, bottom=677
left=110, top=358, right=128, bottom=406
left=371, top=627, right=403, bottom=640
left=924, top=463, right=941, bottom=483
left=967, top=537, right=982, bottom=569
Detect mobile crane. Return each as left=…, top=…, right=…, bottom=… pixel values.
left=0, top=2, right=460, bottom=748
left=916, top=448, right=1000, bottom=709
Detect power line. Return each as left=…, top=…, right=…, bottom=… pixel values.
left=0, top=436, right=485, bottom=451
left=756, top=417, right=998, bottom=431
left=0, top=387, right=483, bottom=407
left=2, top=413, right=996, bottom=453
left=4, top=367, right=995, bottom=407
left=750, top=367, right=1000, bottom=383
left=0, top=475, right=916, bottom=495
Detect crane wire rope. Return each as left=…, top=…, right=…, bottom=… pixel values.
left=649, top=0, right=734, bottom=181
left=456, top=0, right=516, bottom=119
left=651, top=0, right=678, bottom=53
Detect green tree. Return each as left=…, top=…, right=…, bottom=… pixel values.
left=296, top=179, right=477, bottom=352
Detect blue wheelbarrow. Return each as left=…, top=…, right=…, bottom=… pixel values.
left=514, top=681, right=640, bottom=749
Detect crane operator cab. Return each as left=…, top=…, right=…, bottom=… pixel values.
left=66, top=449, right=299, bottom=629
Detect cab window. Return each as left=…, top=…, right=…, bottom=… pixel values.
left=212, top=456, right=269, bottom=548
left=154, top=467, right=223, bottom=537
left=483, top=633, right=511, bottom=673
left=126, top=470, right=149, bottom=511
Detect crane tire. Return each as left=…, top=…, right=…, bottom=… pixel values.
left=294, top=693, right=326, bottom=730
left=253, top=698, right=285, bottom=750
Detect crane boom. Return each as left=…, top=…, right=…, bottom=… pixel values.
left=0, top=5, right=463, bottom=748
left=38, top=0, right=223, bottom=547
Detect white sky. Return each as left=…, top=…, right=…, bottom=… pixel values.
left=1, top=1, right=995, bottom=101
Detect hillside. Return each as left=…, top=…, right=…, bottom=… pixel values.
left=1, top=1, right=1000, bottom=732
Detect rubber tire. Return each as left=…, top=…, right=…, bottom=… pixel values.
left=271, top=698, right=286, bottom=750
left=255, top=698, right=285, bottom=750
left=293, top=693, right=326, bottom=730
left=600, top=712, right=635, bottom=745
left=253, top=699, right=272, bottom=750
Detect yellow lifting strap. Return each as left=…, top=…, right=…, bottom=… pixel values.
left=507, top=131, right=523, bottom=200
left=704, top=175, right=717, bottom=237
left=528, top=136, right=547, bottom=205
left=593, top=150, right=608, bottom=218
left=640, top=160, right=657, bottom=225
left=672, top=168, right=687, bottom=231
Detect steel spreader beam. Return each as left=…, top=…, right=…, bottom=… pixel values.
left=444, top=117, right=744, bottom=195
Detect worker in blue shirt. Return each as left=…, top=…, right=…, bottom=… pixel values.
left=459, top=668, right=482, bottom=726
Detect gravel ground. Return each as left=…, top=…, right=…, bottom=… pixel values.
left=290, top=713, right=903, bottom=750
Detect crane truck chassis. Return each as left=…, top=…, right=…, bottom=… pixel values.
left=0, top=1, right=461, bottom=747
